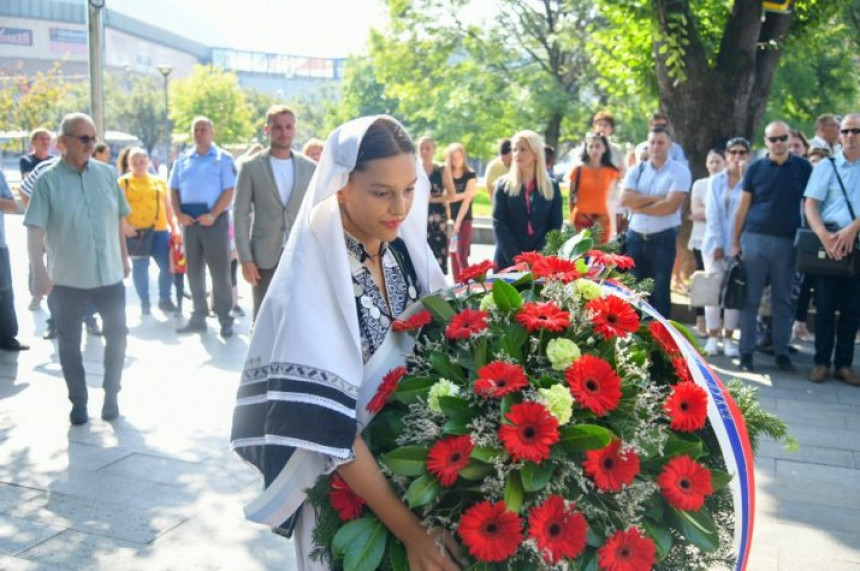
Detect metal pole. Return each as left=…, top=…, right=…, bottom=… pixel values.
left=87, top=0, right=105, bottom=136
left=157, top=65, right=172, bottom=172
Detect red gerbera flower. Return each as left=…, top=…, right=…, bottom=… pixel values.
left=427, top=435, right=474, bottom=487
left=565, top=355, right=622, bottom=416
left=513, top=251, right=545, bottom=268
left=664, top=382, right=708, bottom=432
left=649, top=321, right=680, bottom=356
left=458, top=501, right=523, bottom=562
left=366, top=366, right=406, bottom=413
left=516, top=301, right=570, bottom=333
left=588, top=250, right=636, bottom=271
left=531, top=256, right=581, bottom=283
left=598, top=527, right=656, bottom=571
left=671, top=356, right=694, bottom=384
left=457, top=260, right=497, bottom=284
left=527, top=495, right=588, bottom=564
left=328, top=473, right=365, bottom=521
left=656, top=455, right=714, bottom=511
left=446, top=308, right=489, bottom=340
left=586, top=295, right=640, bottom=341
left=499, top=402, right=560, bottom=463
left=583, top=440, right=641, bottom=492
left=474, top=361, right=529, bottom=398
left=391, top=309, right=433, bottom=333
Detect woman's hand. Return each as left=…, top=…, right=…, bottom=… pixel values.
left=122, top=219, right=138, bottom=238
left=404, top=526, right=463, bottom=571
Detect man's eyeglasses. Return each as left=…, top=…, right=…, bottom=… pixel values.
left=727, top=149, right=749, bottom=155
left=766, top=135, right=789, bottom=143
left=67, top=134, right=98, bottom=145
left=841, top=128, right=860, bottom=135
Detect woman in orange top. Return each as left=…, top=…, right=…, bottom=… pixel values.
left=568, top=133, right=620, bottom=243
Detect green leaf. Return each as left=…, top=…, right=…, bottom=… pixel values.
left=501, top=324, right=529, bottom=360
left=504, top=471, right=524, bottom=513
left=429, top=351, right=465, bottom=382
left=388, top=539, right=408, bottom=571
left=500, top=393, right=516, bottom=422
left=710, top=469, right=733, bottom=491
left=471, top=446, right=505, bottom=463
left=474, top=337, right=488, bottom=370
left=521, top=461, right=554, bottom=492
left=332, top=516, right=387, bottom=571
left=392, top=377, right=436, bottom=405
left=459, top=459, right=494, bottom=480
left=664, top=433, right=705, bottom=459
left=559, top=424, right=614, bottom=452
left=642, top=519, right=673, bottom=558
left=492, top=279, right=523, bottom=312
left=421, top=294, right=457, bottom=321
left=406, top=474, right=441, bottom=508
left=511, top=273, right=533, bottom=288
left=438, top=396, right=475, bottom=422
left=442, top=418, right=470, bottom=435
left=380, top=446, right=428, bottom=477
left=579, top=548, right=599, bottom=571
left=671, top=507, right=720, bottom=553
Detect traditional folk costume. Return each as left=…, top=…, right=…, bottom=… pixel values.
left=230, top=116, right=446, bottom=569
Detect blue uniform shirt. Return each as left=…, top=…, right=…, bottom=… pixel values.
left=803, top=153, right=860, bottom=229
left=741, top=154, right=812, bottom=238
left=168, top=145, right=236, bottom=209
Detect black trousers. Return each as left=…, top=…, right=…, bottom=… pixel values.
left=53, top=282, right=127, bottom=405
left=0, top=247, right=17, bottom=342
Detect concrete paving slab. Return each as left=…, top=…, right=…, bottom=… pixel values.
left=0, top=514, right=64, bottom=556
left=778, top=500, right=860, bottom=538
left=16, top=529, right=141, bottom=570
left=0, top=553, right=64, bottom=570
left=757, top=438, right=855, bottom=468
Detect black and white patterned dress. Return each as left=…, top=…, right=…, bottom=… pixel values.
left=344, top=232, right=420, bottom=363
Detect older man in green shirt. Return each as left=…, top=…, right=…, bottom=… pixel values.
left=24, top=113, right=131, bottom=425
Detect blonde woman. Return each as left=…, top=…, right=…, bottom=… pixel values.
left=444, top=142, right=477, bottom=281
left=120, top=148, right=176, bottom=315
left=492, top=130, right=563, bottom=268
left=302, top=138, right=324, bottom=162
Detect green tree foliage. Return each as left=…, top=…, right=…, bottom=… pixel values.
left=245, top=88, right=279, bottom=144
left=114, top=75, right=168, bottom=154
left=169, top=65, right=254, bottom=144
left=0, top=63, right=71, bottom=133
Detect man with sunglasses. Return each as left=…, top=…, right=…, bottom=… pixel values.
left=732, top=121, right=813, bottom=373
left=803, top=113, right=860, bottom=386
left=24, top=113, right=132, bottom=425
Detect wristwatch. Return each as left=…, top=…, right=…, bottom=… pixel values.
left=205, top=213, right=215, bottom=223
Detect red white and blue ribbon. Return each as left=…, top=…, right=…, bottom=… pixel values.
left=604, top=281, right=755, bottom=571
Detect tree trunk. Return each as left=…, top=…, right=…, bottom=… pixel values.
left=545, top=110, right=563, bottom=151
left=654, top=0, right=794, bottom=180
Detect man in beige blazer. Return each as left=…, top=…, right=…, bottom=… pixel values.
left=234, top=105, right=317, bottom=317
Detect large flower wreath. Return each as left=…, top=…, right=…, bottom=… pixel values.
left=306, top=231, right=787, bottom=570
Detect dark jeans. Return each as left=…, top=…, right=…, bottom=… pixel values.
left=626, top=227, right=678, bottom=318
left=131, top=230, right=171, bottom=306
left=0, top=247, right=17, bottom=342
left=739, top=232, right=795, bottom=357
left=53, top=282, right=127, bottom=406
left=184, top=213, right=232, bottom=326
left=813, top=272, right=860, bottom=370
left=692, top=248, right=704, bottom=317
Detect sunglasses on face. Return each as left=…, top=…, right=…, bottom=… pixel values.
left=68, top=134, right=98, bottom=145
left=841, top=128, right=860, bottom=135
left=727, top=149, right=749, bottom=155
left=766, top=135, right=789, bottom=143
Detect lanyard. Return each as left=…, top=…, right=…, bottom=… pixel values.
left=524, top=181, right=537, bottom=236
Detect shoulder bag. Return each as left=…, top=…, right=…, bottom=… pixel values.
left=125, top=178, right=160, bottom=258
left=794, top=158, right=860, bottom=277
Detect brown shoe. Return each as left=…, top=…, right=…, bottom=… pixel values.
left=809, top=365, right=829, bottom=384
left=834, top=367, right=860, bottom=387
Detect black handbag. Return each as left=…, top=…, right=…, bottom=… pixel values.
left=124, top=178, right=160, bottom=258
left=794, top=158, right=860, bottom=277
left=720, top=256, right=746, bottom=310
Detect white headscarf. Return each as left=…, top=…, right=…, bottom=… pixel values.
left=231, top=115, right=446, bottom=529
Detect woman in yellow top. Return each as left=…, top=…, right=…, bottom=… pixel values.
left=568, top=133, right=620, bottom=243
left=120, top=148, right=176, bottom=316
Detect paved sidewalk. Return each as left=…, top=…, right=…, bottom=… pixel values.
left=0, top=224, right=859, bottom=569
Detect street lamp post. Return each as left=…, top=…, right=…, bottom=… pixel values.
left=157, top=64, right=173, bottom=174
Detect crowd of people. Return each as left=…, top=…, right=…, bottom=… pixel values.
left=0, top=105, right=858, bottom=427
